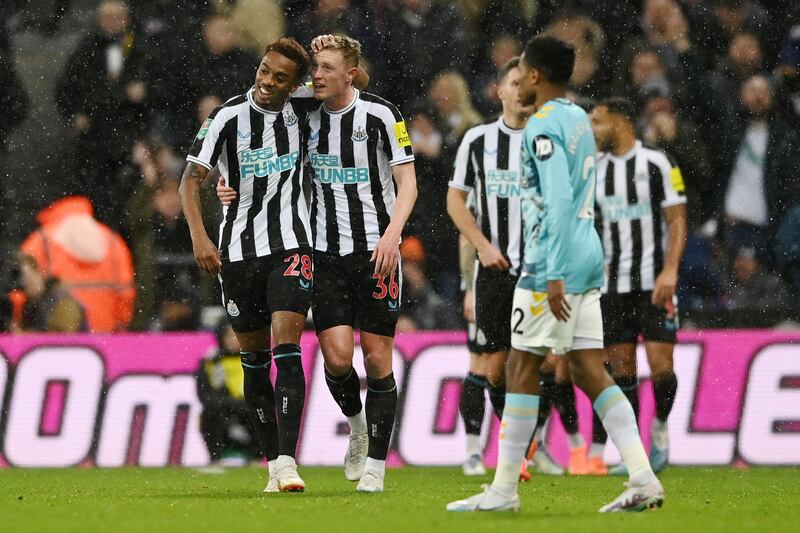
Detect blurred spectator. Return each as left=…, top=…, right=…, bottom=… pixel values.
left=723, top=246, right=790, bottom=323
left=219, top=0, right=285, bottom=57
left=192, top=15, right=259, bottom=100
left=707, top=32, right=765, bottom=131
left=381, top=0, right=470, bottom=105
left=775, top=205, right=800, bottom=320
left=640, top=94, right=715, bottom=228
left=720, top=75, right=800, bottom=262
left=775, top=24, right=800, bottom=122
left=20, top=196, right=135, bottom=333
left=0, top=54, right=28, bottom=153
left=617, top=48, right=672, bottom=107
left=15, top=253, right=86, bottom=333
left=616, top=0, right=707, bottom=121
left=55, top=0, right=150, bottom=224
left=126, top=138, right=199, bottom=330
left=689, top=0, right=770, bottom=64
left=404, top=103, right=459, bottom=300
left=678, top=233, right=725, bottom=315
left=288, top=0, right=378, bottom=76
left=196, top=321, right=259, bottom=464
left=545, top=14, right=608, bottom=99
left=428, top=71, right=484, bottom=149
left=470, top=33, right=520, bottom=115
left=397, top=237, right=461, bottom=332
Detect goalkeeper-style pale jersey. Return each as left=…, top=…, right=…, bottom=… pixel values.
left=517, top=98, right=604, bottom=294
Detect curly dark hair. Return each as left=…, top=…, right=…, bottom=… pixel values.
left=264, top=37, right=310, bottom=81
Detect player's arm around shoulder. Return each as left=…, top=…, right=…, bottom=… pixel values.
left=180, top=161, right=221, bottom=275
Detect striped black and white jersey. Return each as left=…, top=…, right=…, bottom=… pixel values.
left=187, top=86, right=318, bottom=263
left=305, top=89, right=415, bottom=255
left=595, top=141, right=687, bottom=294
left=449, top=118, right=524, bottom=275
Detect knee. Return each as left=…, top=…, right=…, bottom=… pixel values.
left=363, top=350, right=392, bottom=378
left=324, top=358, right=353, bottom=377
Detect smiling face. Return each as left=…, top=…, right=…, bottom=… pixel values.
left=253, top=51, right=301, bottom=111
left=311, top=49, right=357, bottom=102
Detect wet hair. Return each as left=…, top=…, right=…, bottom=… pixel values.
left=264, top=37, right=311, bottom=81
left=318, top=35, right=362, bottom=68
left=596, top=97, right=637, bottom=124
left=497, top=56, right=521, bottom=83
left=522, top=35, right=575, bottom=85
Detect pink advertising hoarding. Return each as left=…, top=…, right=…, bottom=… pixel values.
left=0, top=331, right=798, bottom=467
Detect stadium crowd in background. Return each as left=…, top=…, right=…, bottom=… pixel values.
left=2, top=0, right=800, bottom=332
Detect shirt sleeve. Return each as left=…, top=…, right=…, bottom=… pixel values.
left=186, top=106, right=228, bottom=170
left=657, top=152, right=687, bottom=208
left=449, top=131, right=475, bottom=191
left=534, top=137, right=573, bottom=281
left=377, top=104, right=415, bottom=166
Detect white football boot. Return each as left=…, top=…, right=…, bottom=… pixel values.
left=446, top=484, right=521, bottom=512
left=599, top=478, right=665, bottom=512
left=344, top=432, right=369, bottom=481
left=275, top=455, right=305, bottom=492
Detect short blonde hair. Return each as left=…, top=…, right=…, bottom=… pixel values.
left=319, top=35, right=362, bottom=68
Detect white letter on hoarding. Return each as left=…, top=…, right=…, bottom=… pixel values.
left=399, top=345, right=471, bottom=466
left=4, top=347, right=103, bottom=467
left=300, top=345, right=405, bottom=466
left=739, top=344, right=800, bottom=464
left=96, top=375, right=209, bottom=467
left=0, top=353, right=7, bottom=420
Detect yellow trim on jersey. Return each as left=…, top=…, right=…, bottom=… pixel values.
left=394, top=121, right=411, bottom=147
left=670, top=167, right=685, bottom=193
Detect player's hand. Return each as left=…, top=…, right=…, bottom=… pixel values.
left=370, top=230, right=400, bottom=277
left=652, top=268, right=678, bottom=318
left=192, top=233, right=222, bottom=274
left=311, top=34, right=336, bottom=53
left=477, top=244, right=510, bottom=271
left=463, top=289, right=475, bottom=323
left=547, top=279, right=571, bottom=322
left=216, top=177, right=237, bottom=206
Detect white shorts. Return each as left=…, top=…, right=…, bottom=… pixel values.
left=510, top=288, right=604, bottom=355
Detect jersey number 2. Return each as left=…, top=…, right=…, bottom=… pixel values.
left=283, top=254, right=313, bottom=280
left=579, top=155, right=596, bottom=219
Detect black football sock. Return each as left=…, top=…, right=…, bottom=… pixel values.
left=537, top=371, right=555, bottom=430
left=553, top=381, right=580, bottom=435
left=488, top=383, right=506, bottom=419
left=240, top=350, right=279, bottom=461
left=365, top=373, right=398, bottom=461
left=459, top=372, right=487, bottom=436
left=615, top=375, right=640, bottom=421
left=273, top=343, right=305, bottom=458
left=592, top=409, right=607, bottom=445
left=324, top=365, right=363, bottom=418
left=652, top=371, right=678, bottom=422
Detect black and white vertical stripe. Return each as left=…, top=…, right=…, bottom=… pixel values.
left=306, top=90, right=414, bottom=255
left=449, top=118, right=524, bottom=275
left=186, top=88, right=314, bottom=262
left=595, top=141, right=686, bottom=293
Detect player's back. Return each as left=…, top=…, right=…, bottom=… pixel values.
left=519, top=98, right=603, bottom=294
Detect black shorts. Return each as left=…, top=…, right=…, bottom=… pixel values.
left=601, top=291, right=678, bottom=346
left=474, top=266, right=517, bottom=353
left=219, top=248, right=313, bottom=333
left=312, top=251, right=401, bottom=337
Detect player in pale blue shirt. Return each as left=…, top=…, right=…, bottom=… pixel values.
left=447, top=35, right=664, bottom=514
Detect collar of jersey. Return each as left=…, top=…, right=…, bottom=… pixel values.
left=323, top=88, right=359, bottom=115
left=498, top=117, right=524, bottom=134
left=606, top=140, right=641, bottom=161
left=247, top=87, right=280, bottom=115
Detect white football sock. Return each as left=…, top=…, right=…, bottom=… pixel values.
left=492, top=393, right=539, bottom=495
left=466, top=434, right=482, bottom=458
left=595, top=385, right=655, bottom=485
left=348, top=409, right=367, bottom=435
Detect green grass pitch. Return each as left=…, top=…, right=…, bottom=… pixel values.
left=2, top=467, right=798, bottom=532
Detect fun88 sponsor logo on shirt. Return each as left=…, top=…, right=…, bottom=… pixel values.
left=486, top=169, right=521, bottom=198
left=239, top=147, right=300, bottom=179
left=310, top=153, right=370, bottom=184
